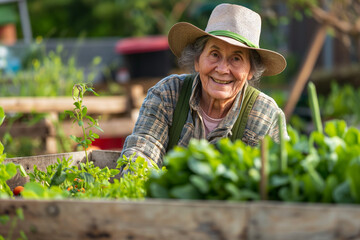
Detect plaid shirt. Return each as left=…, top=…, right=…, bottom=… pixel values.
left=121, top=74, right=288, bottom=167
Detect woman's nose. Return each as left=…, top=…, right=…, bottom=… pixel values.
left=215, top=59, right=230, bottom=74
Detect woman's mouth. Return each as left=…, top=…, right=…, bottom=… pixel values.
left=211, top=77, right=233, bottom=84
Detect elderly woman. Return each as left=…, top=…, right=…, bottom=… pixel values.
left=121, top=3, right=288, bottom=167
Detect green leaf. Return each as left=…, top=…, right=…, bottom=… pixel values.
left=187, top=157, right=213, bottom=180
left=22, top=182, right=46, bottom=198
left=322, top=175, right=338, bottom=203
left=0, top=107, right=5, bottom=126
left=0, top=142, right=4, bottom=157
left=225, top=184, right=259, bottom=200
left=270, top=175, right=290, bottom=187
left=344, top=127, right=360, bottom=146
left=333, top=181, right=354, bottom=204
left=347, top=157, right=360, bottom=202
left=0, top=215, right=10, bottom=224
left=170, top=184, right=201, bottom=199
left=224, top=183, right=242, bottom=199
left=70, top=135, right=78, bottom=142
left=324, top=120, right=347, bottom=138
left=82, top=106, right=87, bottom=116
left=307, top=82, right=323, bottom=133
left=50, top=164, right=66, bottom=186
left=308, top=168, right=325, bottom=193
left=86, top=88, right=99, bottom=96
left=64, top=110, right=75, bottom=118
left=189, top=175, right=209, bottom=194
left=80, top=172, right=95, bottom=184
left=110, top=169, right=120, bottom=176
left=16, top=208, right=24, bottom=220
left=16, top=164, right=28, bottom=177
left=93, top=125, right=104, bottom=132
left=74, top=102, right=81, bottom=109
left=5, top=162, right=17, bottom=179
left=20, top=230, right=28, bottom=240
left=149, top=182, right=169, bottom=198
left=0, top=182, right=12, bottom=196
left=86, top=115, right=95, bottom=123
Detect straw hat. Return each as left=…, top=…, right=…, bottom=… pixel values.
left=168, top=3, right=286, bottom=76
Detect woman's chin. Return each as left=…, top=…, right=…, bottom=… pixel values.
left=207, top=91, right=233, bottom=101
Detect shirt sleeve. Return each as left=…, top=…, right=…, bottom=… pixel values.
left=120, top=75, right=182, bottom=167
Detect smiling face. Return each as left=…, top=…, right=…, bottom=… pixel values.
left=195, top=37, right=253, bottom=113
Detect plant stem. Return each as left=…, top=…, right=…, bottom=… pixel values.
left=81, top=123, right=89, bottom=165
left=308, top=81, right=323, bottom=133
left=278, top=113, right=287, bottom=173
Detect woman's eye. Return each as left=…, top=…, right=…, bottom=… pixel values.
left=210, top=52, right=218, bottom=58
left=233, top=56, right=241, bottom=62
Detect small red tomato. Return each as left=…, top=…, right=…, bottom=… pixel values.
left=13, top=186, right=24, bottom=196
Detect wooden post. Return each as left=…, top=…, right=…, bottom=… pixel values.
left=45, top=112, right=58, bottom=154
left=284, top=25, right=327, bottom=120
left=260, top=137, right=268, bottom=201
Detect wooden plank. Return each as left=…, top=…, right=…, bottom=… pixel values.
left=1, top=199, right=360, bottom=240
left=249, top=202, right=336, bottom=240
left=248, top=202, right=360, bottom=240
left=0, top=120, right=48, bottom=138
left=0, top=117, right=135, bottom=138
left=0, top=96, right=128, bottom=114
left=0, top=199, right=249, bottom=240
left=61, top=117, right=135, bottom=137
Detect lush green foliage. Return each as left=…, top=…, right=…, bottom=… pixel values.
left=147, top=120, right=360, bottom=203
left=319, top=82, right=360, bottom=126
left=1, top=44, right=101, bottom=97
left=2, top=81, right=360, bottom=204
left=18, top=154, right=157, bottom=200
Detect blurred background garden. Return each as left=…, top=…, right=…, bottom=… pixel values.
left=0, top=0, right=359, bottom=157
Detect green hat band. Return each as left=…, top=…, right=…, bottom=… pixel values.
left=209, top=30, right=259, bottom=48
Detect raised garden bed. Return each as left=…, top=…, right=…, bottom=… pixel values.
left=1, top=150, right=360, bottom=240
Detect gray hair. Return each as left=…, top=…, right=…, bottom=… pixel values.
left=178, top=36, right=266, bottom=87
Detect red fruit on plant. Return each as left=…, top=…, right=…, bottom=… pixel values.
left=13, top=186, right=24, bottom=196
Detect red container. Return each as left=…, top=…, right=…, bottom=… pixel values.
left=115, top=35, right=172, bottom=79
left=91, top=137, right=126, bottom=150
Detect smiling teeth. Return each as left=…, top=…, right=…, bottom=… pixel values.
left=212, top=78, right=231, bottom=84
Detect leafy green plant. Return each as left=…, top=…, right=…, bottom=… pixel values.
left=1, top=44, right=101, bottom=97
left=146, top=120, right=360, bottom=203
left=0, top=107, right=27, bottom=198
left=65, top=83, right=103, bottom=163
left=146, top=82, right=360, bottom=204
left=319, top=81, right=360, bottom=126
left=18, top=84, right=158, bottom=200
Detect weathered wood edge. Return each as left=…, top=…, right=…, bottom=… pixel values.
left=1, top=199, right=360, bottom=240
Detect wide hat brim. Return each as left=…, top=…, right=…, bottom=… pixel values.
left=168, top=22, right=287, bottom=76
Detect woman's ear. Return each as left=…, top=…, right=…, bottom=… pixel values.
left=194, top=58, right=199, bottom=72
left=247, top=70, right=254, bottom=81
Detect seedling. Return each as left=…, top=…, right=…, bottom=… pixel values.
left=65, top=83, right=103, bottom=164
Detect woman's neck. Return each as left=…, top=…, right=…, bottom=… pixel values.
left=200, top=95, right=234, bottom=119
